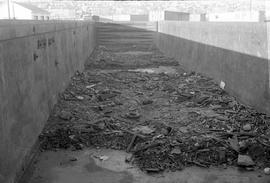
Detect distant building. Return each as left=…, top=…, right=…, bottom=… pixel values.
left=149, top=11, right=190, bottom=21
left=206, top=11, right=265, bottom=22
left=49, top=9, right=76, bottom=20
left=0, top=1, right=50, bottom=20
left=164, top=11, right=190, bottom=21
left=130, top=14, right=149, bottom=21
left=149, top=10, right=267, bottom=22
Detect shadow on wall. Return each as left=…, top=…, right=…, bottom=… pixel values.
left=97, top=21, right=270, bottom=114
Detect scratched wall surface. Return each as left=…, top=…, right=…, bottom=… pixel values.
left=0, top=20, right=96, bottom=183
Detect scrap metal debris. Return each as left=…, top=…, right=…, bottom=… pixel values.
left=93, top=155, right=109, bottom=161
left=264, top=167, right=270, bottom=175
left=39, top=45, right=270, bottom=173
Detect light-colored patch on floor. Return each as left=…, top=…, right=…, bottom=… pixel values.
left=26, top=148, right=270, bottom=183
left=94, top=66, right=177, bottom=75
left=114, top=51, right=153, bottom=56
left=129, top=66, right=177, bottom=75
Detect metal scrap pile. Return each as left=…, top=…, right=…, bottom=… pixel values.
left=39, top=46, right=270, bottom=173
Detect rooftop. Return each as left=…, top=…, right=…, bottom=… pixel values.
left=0, top=1, right=50, bottom=15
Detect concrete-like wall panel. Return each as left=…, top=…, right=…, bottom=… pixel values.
left=0, top=20, right=96, bottom=183
left=156, top=21, right=270, bottom=114
left=157, top=22, right=268, bottom=58
left=267, top=22, right=270, bottom=90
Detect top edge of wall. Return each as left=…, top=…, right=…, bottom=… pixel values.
left=0, top=20, right=95, bottom=41
left=158, top=20, right=267, bottom=24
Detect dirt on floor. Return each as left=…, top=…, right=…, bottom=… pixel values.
left=39, top=44, right=270, bottom=175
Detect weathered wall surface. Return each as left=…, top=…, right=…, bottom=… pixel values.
left=0, top=20, right=96, bottom=183
left=155, top=21, right=270, bottom=113
left=267, top=23, right=270, bottom=100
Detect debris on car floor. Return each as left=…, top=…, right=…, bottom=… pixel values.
left=39, top=45, right=270, bottom=174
